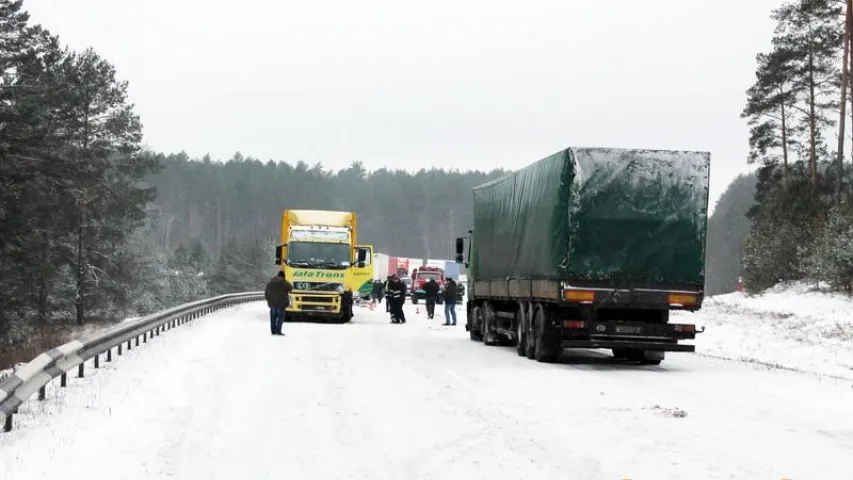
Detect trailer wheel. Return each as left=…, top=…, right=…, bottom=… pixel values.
left=469, top=306, right=483, bottom=341
left=525, top=303, right=536, bottom=359
left=483, top=303, right=499, bottom=346
left=515, top=303, right=528, bottom=356
left=533, top=304, right=559, bottom=363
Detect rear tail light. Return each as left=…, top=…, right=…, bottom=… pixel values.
left=672, top=324, right=695, bottom=333
left=668, top=293, right=698, bottom=306
left=564, top=290, right=595, bottom=303
left=563, top=320, right=586, bottom=329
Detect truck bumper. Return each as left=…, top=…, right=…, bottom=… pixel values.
left=287, top=292, right=343, bottom=315
left=561, top=339, right=694, bottom=352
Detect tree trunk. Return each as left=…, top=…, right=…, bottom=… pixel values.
left=838, top=0, right=852, bottom=204
left=75, top=195, right=85, bottom=326
left=808, top=49, right=818, bottom=187
left=849, top=0, right=853, bottom=198
left=780, top=93, right=790, bottom=184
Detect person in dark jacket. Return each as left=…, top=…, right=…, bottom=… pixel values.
left=388, top=275, right=407, bottom=324
left=384, top=276, right=393, bottom=312
left=423, top=278, right=440, bottom=319
left=443, top=277, right=458, bottom=326
left=265, top=271, right=293, bottom=335
left=376, top=280, right=385, bottom=303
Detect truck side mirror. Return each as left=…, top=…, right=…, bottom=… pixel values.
left=275, top=245, right=283, bottom=265
left=455, top=237, right=464, bottom=263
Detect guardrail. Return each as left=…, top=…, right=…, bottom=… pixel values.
left=0, top=292, right=263, bottom=432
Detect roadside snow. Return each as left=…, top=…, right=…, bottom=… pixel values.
left=675, top=282, right=853, bottom=380
left=2, top=302, right=851, bottom=479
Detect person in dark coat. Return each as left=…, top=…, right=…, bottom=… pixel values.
left=388, top=275, right=407, bottom=324
left=383, top=276, right=393, bottom=312
left=423, top=278, right=440, bottom=319
left=373, top=280, right=385, bottom=304
left=443, top=277, right=458, bottom=326
left=265, top=271, right=293, bottom=335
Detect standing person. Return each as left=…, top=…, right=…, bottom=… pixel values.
left=443, top=277, right=458, bottom=326
left=371, top=280, right=382, bottom=303
left=423, top=278, right=439, bottom=319
left=389, top=275, right=407, bottom=324
left=264, top=271, right=293, bottom=335
left=376, top=279, right=385, bottom=304
left=384, top=275, right=393, bottom=312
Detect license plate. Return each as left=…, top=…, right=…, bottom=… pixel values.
left=615, top=325, right=642, bottom=334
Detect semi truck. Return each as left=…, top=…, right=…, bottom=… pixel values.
left=455, top=146, right=709, bottom=365
left=275, top=209, right=369, bottom=323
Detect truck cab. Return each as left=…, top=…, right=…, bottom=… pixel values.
left=275, top=210, right=369, bottom=323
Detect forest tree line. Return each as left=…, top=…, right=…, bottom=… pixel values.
left=0, top=1, right=505, bottom=357
left=740, top=0, right=853, bottom=293
left=3, top=0, right=817, bottom=363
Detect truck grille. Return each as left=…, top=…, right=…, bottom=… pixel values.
left=300, top=295, right=335, bottom=303
left=292, top=281, right=341, bottom=292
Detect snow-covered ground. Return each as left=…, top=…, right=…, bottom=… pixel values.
left=675, top=282, right=853, bottom=380
left=1, top=300, right=851, bottom=480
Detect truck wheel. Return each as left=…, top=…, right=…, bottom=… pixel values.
left=533, top=305, right=559, bottom=363
left=515, top=304, right=527, bottom=356
left=525, top=304, right=536, bottom=359
left=642, top=350, right=664, bottom=365
left=483, top=303, right=499, bottom=346
left=469, top=306, right=483, bottom=341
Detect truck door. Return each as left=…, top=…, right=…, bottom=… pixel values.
left=353, top=245, right=374, bottom=300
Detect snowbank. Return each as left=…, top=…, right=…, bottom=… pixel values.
left=675, top=282, right=853, bottom=380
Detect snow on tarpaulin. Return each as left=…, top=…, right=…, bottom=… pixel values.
left=471, top=146, right=710, bottom=285
left=675, top=282, right=853, bottom=380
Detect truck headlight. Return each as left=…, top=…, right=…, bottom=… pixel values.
left=335, top=284, right=345, bottom=294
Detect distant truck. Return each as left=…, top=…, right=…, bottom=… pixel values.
left=373, top=253, right=390, bottom=281
left=275, top=209, right=369, bottom=323
left=455, top=147, right=709, bottom=365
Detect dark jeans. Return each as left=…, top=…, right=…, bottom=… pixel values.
left=270, top=308, right=285, bottom=333
left=444, top=302, right=456, bottom=325
left=426, top=297, right=436, bottom=317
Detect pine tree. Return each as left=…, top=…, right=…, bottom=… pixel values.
left=48, top=48, right=160, bottom=324
left=742, top=48, right=802, bottom=180
left=771, top=0, right=843, bottom=186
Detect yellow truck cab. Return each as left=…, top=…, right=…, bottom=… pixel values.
left=274, top=209, right=369, bottom=323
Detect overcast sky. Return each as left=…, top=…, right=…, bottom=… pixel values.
left=25, top=0, right=782, bottom=208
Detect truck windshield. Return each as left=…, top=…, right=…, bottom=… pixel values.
left=418, top=272, right=441, bottom=281
left=287, top=242, right=351, bottom=269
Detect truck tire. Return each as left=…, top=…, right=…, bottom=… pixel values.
left=469, top=306, right=483, bottom=341
left=515, top=303, right=528, bottom=356
left=411, top=295, right=419, bottom=305
left=483, top=303, right=499, bottom=346
left=533, top=304, right=559, bottom=363
left=625, top=349, right=663, bottom=365
left=525, top=304, right=536, bottom=359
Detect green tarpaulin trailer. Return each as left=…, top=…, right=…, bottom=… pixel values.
left=471, top=146, right=710, bottom=286
left=457, top=146, right=710, bottom=364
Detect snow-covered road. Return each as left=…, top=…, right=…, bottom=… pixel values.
left=2, top=301, right=851, bottom=480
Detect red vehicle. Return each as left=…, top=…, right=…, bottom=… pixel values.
left=388, top=257, right=410, bottom=278
left=410, top=266, right=445, bottom=305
